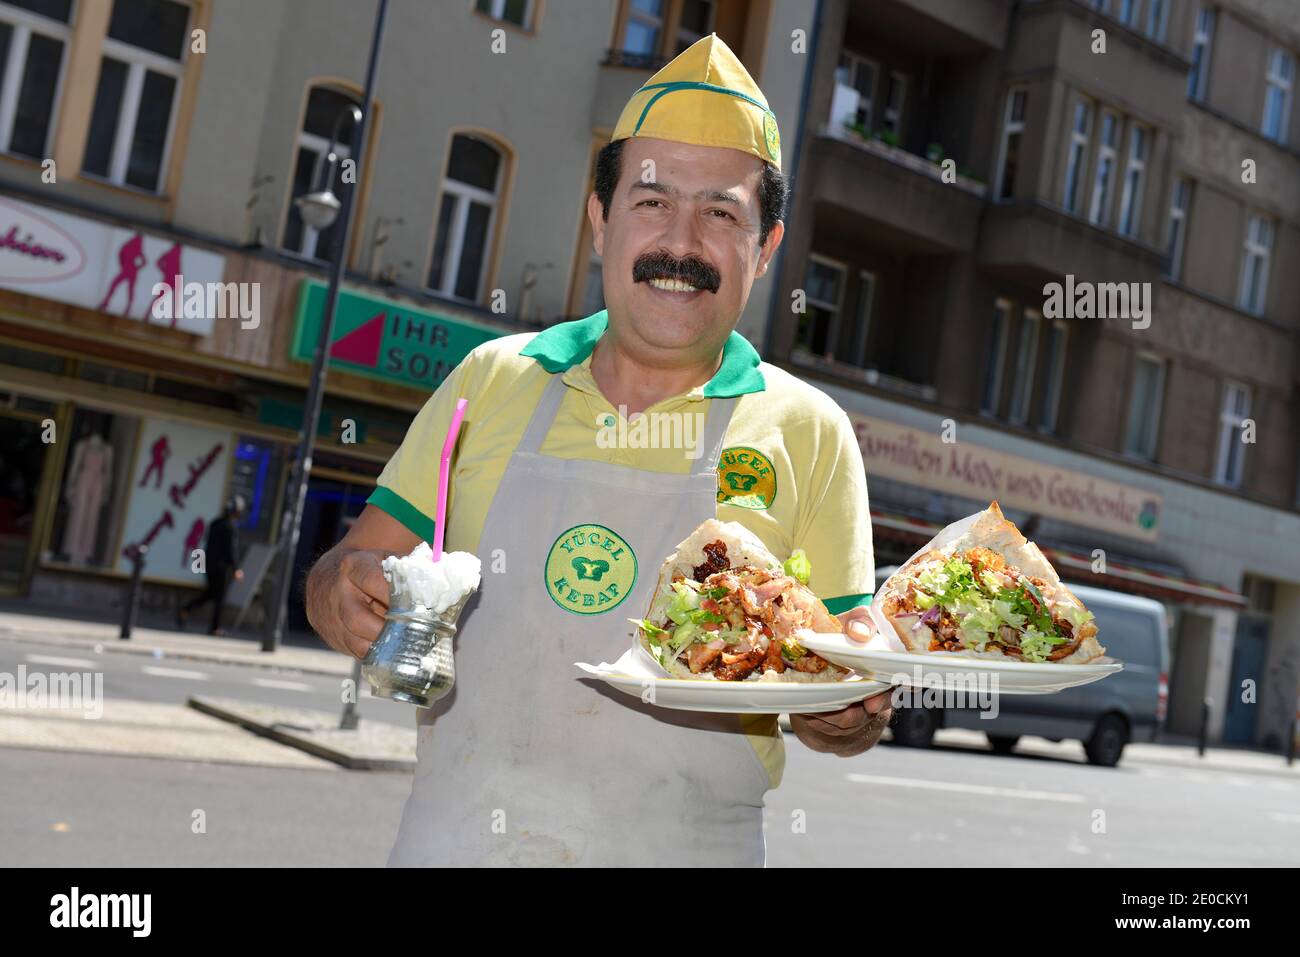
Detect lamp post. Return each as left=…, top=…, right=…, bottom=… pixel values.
left=263, top=0, right=389, bottom=652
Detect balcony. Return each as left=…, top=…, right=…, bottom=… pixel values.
left=977, top=199, right=1166, bottom=288
left=808, top=124, right=986, bottom=253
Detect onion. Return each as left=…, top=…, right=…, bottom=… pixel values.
left=893, top=613, right=924, bottom=632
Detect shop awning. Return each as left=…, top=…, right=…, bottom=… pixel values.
left=869, top=508, right=1247, bottom=610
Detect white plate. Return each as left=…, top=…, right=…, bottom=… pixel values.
left=795, top=633, right=1123, bottom=695
left=575, top=648, right=891, bottom=714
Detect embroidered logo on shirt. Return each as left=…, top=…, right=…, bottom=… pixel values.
left=716, top=446, right=777, bottom=510
left=763, top=113, right=781, bottom=165
left=545, top=523, right=637, bottom=615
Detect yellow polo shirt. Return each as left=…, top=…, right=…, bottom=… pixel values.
left=368, top=311, right=875, bottom=787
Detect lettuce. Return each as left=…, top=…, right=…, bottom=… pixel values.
left=665, top=580, right=702, bottom=625
left=783, top=549, right=812, bottom=585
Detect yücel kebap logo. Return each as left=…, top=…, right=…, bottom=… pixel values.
left=545, top=523, right=637, bottom=615
left=717, top=446, right=777, bottom=510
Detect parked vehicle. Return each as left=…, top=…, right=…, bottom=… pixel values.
left=877, top=567, right=1169, bottom=767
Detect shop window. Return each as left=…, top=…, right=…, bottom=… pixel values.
left=0, top=341, right=67, bottom=375
left=282, top=84, right=362, bottom=262
left=428, top=132, right=505, bottom=303
left=81, top=0, right=191, bottom=193
left=47, top=408, right=139, bottom=570
left=77, top=359, right=149, bottom=391
left=0, top=0, right=72, bottom=159
left=228, top=437, right=283, bottom=546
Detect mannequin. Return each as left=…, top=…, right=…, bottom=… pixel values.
left=62, top=421, right=114, bottom=565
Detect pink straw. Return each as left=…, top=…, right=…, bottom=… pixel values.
left=431, top=397, right=468, bottom=562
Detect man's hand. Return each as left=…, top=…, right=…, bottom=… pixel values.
left=789, top=690, right=893, bottom=756
left=790, top=603, right=891, bottom=755
left=304, top=505, right=420, bottom=659
left=306, top=548, right=392, bottom=658
left=233, top=569, right=244, bottom=582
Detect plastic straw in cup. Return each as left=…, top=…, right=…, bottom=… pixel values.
left=431, top=397, right=468, bottom=563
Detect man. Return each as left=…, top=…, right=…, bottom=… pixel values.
left=306, top=34, right=890, bottom=866
left=178, top=495, right=245, bottom=636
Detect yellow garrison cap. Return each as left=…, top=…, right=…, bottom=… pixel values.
left=611, top=33, right=781, bottom=170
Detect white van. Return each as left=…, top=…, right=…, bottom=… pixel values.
left=881, top=577, right=1170, bottom=767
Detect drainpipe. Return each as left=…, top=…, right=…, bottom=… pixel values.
left=761, top=0, right=824, bottom=362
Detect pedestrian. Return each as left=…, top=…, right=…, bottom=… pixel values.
left=305, top=35, right=890, bottom=867
left=178, top=495, right=246, bottom=636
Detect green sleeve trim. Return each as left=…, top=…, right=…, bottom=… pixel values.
left=823, top=592, right=873, bottom=615
left=367, top=486, right=437, bottom=543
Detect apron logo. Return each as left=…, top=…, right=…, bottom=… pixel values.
left=716, top=446, right=777, bottom=510
left=545, top=523, right=637, bottom=615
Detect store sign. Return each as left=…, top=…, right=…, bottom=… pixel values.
left=290, top=279, right=502, bottom=390
left=848, top=413, right=1163, bottom=542
left=116, top=418, right=234, bottom=583
left=0, top=196, right=226, bottom=335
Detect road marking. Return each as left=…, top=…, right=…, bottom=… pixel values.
left=142, top=666, right=209, bottom=681
left=25, top=654, right=97, bottom=668
left=252, top=677, right=313, bottom=692
left=845, top=772, right=1085, bottom=803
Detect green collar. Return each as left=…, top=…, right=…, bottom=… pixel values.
left=519, top=310, right=765, bottom=398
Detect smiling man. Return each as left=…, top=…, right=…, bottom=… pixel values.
left=305, top=34, right=890, bottom=867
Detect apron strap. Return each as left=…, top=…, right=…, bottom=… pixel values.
left=691, top=395, right=738, bottom=476
left=515, top=370, right=739, bottom=471
left=517, top=373, right=568, bottom=455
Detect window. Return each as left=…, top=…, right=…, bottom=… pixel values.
left=1214, top=382, right=1251, bottom=487
left=1187, top=8, right=1215, bottom=102
left=621, top=0, right=664, bottom=60
left=1262, top=48, right=1293, bottom=143
left=1165, top=176, right=1191, bottom=280
left=1008, top=309, right=1040, bottom=425
left=1091, top=0, right=1111, bottom=12
left=0, top=0, right=71, bottom=159
left=282, top=85, right=361, bottom=262
left=846, top=270, right=876, bottom=368
left=1088, top=110, right=1119, bottom=225
left=674, top=0, right=714, bottom=55
left=981, top=299, right=1011, bottom=414
left=795, top=255, right=845, bottom=357
left=474, top=0, right=534, bottom=30
left=1237, top=214, right=1273, bottom=316
left=1123, top=354, right=1165, bottom=459
left=1117, top=0, right=1139, bottom=27
left=1063, top=99, right=1092, bottom=214
left=429, top=133, right=504, bottom=302
left=881, top=70, right=906, bottom=137
left=995, top=88, right=1026, bottom=201
left=1117, top=123, right=1148, bottom=238
left=82, top=0, right=190, bottom=193
left=1038, top=320, right=1068, bottom=432
left=1144, top=0, right=1167, bottom=40
left=835, top=51, right=876, bottom=130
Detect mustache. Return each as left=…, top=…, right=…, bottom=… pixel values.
left=632, top=251, right=721, bottom=294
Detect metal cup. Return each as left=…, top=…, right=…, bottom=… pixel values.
left=362, top=585, right=473, bottom=708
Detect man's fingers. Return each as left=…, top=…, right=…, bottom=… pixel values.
left=340, top=597, right=385, bottom=646
left=864, top=689, right=894, bottom=713
left=801, top=705, right=869, bottom=734
left=344, top=552, right=389, bottom=603
left=846, top=619, right=873, bottom=643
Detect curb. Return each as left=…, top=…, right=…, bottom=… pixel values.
left=188, top=696, right=415, bottom=771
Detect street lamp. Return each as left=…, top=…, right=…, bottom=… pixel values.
left=263, top=0, right=389, bottom=652
left=293, top=104, right=359, bottom=233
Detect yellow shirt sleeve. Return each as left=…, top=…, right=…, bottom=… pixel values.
left=795, top=410, right=875, bottom=613
left=368, top=353, right=478, bottom=542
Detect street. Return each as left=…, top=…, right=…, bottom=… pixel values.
left=1, top=636, right=1296, bottom=867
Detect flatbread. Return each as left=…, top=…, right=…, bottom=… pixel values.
left=875, top=502, right=1105, bottom=664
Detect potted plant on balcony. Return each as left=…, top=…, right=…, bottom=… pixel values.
left=926, top=142, right=944, bottom=163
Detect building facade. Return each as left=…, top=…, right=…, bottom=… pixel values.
left=771, top=0, right=1300, bottom=747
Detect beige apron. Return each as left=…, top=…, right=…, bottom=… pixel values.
left=388, top=373, right=774, bottom=866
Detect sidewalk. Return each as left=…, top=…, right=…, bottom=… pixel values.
left=0, top=609, right=352, bottom=677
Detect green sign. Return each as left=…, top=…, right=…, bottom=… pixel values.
left=291, top=279, right=502, bottom=390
